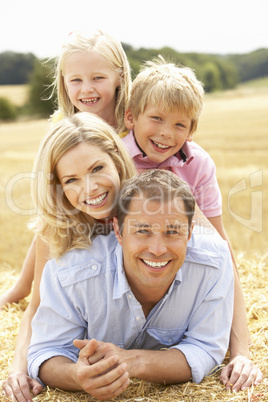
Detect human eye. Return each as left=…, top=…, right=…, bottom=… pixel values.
left=94, top=76, right=105, bottom=80
left=165, top=229, right=179, bottom=235
left=137, top=229, right=150, bottom=234
left=64, top=177, right=76, bottom=185
left=92, top=165, right=103, bottom=173
left=70, top=78, right=81, bottom=82
left=151, top=115, right=162, bottom=121
left=176, top=122, right=186, bottom=128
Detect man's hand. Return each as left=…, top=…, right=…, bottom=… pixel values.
left=220, top=355, right=263, bottom=392
left=74, top=339, right=130, bottom=400
left=1, top=371, right=43, bottom=402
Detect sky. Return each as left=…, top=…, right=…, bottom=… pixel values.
left=1, top=0, right=268, bottom=58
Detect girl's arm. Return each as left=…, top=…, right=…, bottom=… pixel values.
left=0, top=236, right=36, bottom=308
left=2, top=235, right=50, bottom=402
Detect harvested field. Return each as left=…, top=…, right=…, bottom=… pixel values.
left=0, top=82, right=267, bottom=400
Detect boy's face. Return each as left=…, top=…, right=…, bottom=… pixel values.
left=125, top=103, right=193, bottom=164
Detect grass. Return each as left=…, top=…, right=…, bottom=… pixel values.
left=0, top=81, right=267, bottom=400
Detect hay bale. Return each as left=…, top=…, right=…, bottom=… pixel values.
left=1, top=254, right=267, bottom=401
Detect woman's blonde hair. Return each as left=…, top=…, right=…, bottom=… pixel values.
left=52, top=30, right=132, bottom=133
left=128, top=55, right=204, bottom=134
left=31, top=112, right=136, bottom=258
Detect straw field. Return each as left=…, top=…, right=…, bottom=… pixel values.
left=0, top=84, right=29, bottom=106
left=0, top=82, right=267, bottom=401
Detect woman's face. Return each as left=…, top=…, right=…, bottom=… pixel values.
left=56, top=142, right=120, bottom=220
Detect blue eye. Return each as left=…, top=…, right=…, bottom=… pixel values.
left=136, top=229, right=151, bottom=234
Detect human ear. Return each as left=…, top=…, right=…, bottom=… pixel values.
left=113, top=217, right=123, bottom=245
left=187, top=222, right=195, bottom=241
left=186, top=131, right=193, bottom=142
left=124, top=108, right=135, bottom=130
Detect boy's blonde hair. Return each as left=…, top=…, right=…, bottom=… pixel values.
left=52, top=30, right=132, bottom=133
left=128, top=56, right=204, bottom=134
left=31, top=112, right=136, bottom=258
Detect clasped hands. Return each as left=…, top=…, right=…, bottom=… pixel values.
left=73, top=339, right=130, bottom=400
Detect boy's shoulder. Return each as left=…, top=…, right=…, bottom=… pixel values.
left=184, top=140, right=211, bottom=159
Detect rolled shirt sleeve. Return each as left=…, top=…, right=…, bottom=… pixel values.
left=170, top=237, right=234, bottom=383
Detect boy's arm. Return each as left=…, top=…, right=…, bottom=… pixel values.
left=207, top=215, right=237, bottom=270
left=207, top=215, right=263, bottom=391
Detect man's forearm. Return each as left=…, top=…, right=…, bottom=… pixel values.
left=39, top=356, right=81, bottom=391
left=121, top=348, right=192, bottom=384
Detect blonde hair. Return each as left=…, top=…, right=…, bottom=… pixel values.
left=52, top=30, right=132, bottom=133
left=31, top=112, right=136, bottom=258
left=128, top=56, right=204, bottom=134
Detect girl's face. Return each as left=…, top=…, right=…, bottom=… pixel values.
left=56, top=142, right=121, bottom=220
left=63, top=51, right=120, bottom=128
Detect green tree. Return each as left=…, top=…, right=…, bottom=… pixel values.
left=200, top=62, right=222, bottom=92
left=0, top=97, right=18, bottom=120
left=0, top=51, right=35, bottom=84
left=27, top=58, right=57, bottom=118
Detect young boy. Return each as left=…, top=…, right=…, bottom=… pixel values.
left=120, top=56, right=262, bottom=392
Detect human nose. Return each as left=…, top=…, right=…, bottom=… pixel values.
left=81, top=80, right=94, bottom=94
left=83, top=176, right=99, bottom=194
left=159, top=122, right=173, bottom=139
left=147, top=234, right=167, bottom=256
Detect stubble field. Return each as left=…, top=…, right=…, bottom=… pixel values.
left=0, top=82, right=267, bottom=401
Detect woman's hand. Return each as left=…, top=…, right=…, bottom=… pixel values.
left=2, top=371, right=43, bottom=402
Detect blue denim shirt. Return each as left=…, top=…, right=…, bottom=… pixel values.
left=28, top=227, right=234, bottom=384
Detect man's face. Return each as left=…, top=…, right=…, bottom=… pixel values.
left=114, top=196, right=193, bottom=299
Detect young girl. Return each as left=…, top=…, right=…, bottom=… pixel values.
left=0, top=30, right=132, bottom=309
left=2, top=112, right=136, bottom=401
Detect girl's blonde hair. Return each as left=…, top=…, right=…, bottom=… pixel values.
left=31, top=112, right=136, bottom=258
left=52, top=30, right=132, bottom=133
left=128, top=55, right=204, bottom=134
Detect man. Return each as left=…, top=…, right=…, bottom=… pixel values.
left=28, top=170, right=234, bottom=400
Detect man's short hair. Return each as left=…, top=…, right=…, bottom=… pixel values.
left=117, top=169, right=195, bottom=233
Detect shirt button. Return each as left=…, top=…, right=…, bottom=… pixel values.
left=136, top=316, right=141, bottom=321
left=128, top=294, right=133, bottom=299
left=91, top=264, right=97, bottom=270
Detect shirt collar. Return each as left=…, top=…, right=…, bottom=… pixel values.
left=113, top=243, right=131, bottom=299
left=123, top=130, right=194, bottom=169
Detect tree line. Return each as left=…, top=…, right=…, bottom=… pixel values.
left=0, top=46, right=267, bottom=120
